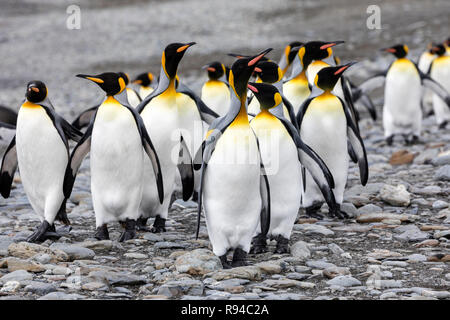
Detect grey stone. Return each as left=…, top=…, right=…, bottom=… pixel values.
left=24, top=281, right=57, bottom=295
left=38, top=292, right=86, bottom=300
left=306, top=260, right=336, bottom=270
left=0, top=270, right=33, bottom=284
left=290, top=241, right=311, bottom=260
left=175, top=249, right=222, bottom=275
left=88, top=270, right=146, bottom=286
left=434, top=165, right=450, bottom=181
left=358, top=204, right=383, bottom=215
left=432, top=200, right=448, bottom=210
left=157, top=279, right=204, bottom=297
left=293, top=224, right=335, bottom=236
left=154, top=242, right=187, bottom=250
left=379, top=184, right=410, bottom=206
left=326, top=275, right=361, bottom=287
left=432, top=153, right=450, bottom=166
left=394, top=226, right=429, bottom=242
left=49, top=244, right=95, bottom=261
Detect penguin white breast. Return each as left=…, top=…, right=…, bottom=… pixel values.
left=283, top=76, right=310, bottom=114
left=430, top=57, right=450, bottom=123
left=16, top=104, right=67, bottom=216
left=201, top=81, right=230, bottom=117
left=139, top=86, right=154, bottom=99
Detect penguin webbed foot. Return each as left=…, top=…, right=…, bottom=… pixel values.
left=219, top=254, right=232, bottom=269
left=150, top=216, right=166, bottom=233
left=94, top=224, right=110, bottom=240
left=328, top=204, right=349, bottom=220
left=250, top=234, right=267, bottom=254
left=118, top=219, right=136, bottom=242
left=136, top=217, right=150, bottom=232
left=403, top=134, right=419, bottom=145
left=439, top=121, right=448, bottom=130
left=305, top=202, right=324, bottom=220
left=27, top=221, right=61, bottom=243
left=386, top=135, right=394, bottom=146
left=232, top=248, right=248, bottom=268
left=274, top=235, right=289, bottom=254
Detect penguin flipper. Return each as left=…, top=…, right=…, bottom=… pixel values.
left=0, top=136, right=17, bottom=198
left=281, top=94, right=299, bottom=131
left=348, top=141, right=358, bottom=163
left=340, top=98, right=369, bottom=186
left=72, top=105, right=99, bottom=130
left=177, top=135, right=194, bottom=201
left=359, top=93, right=377, bottom=120
left=357, top=72, right=386, bottom=94
left=177, top=83, right=219, bottom=125
left=420, top=72, right=450, bottom=107
left=296, top=97, right=314, bottom=130
left=60, top=118, right=83, bottom=142
left=63, top=122, right=94, bottom=198
left=341, top=77, right=360, bottom=131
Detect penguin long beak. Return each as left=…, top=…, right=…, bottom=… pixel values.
left=334, top=62, right=357, bottom=76
left=76, top=74, right=104, bottom=84
left=177, top=42, right=196, bottom=53
left=248, top=48, right=273, bottom=67
left=320, top=41, right=345, bottom=50
left=247, top=83, right=259, bottom=93
left=381, top=47, right=396, bottom=53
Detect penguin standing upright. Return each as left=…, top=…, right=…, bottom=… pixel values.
left=133, top=72, right=155, bottom=99
left=297, top=64, right=368, bottom=219
left=428, top=44, right=450, bottom=128
left=117, top=72, right=142, bottom=108
left=0, top=81, right=82, bottom=242
left=201, top=62, right=230, bottom=117
left=194, top=49, right=272, bottom=268
left=135, top=42, right=196, bottom=232
left=357, top=44, right=450, bottom=144
left=418, top=44, right=437, bottom=114
left=278, top=41, right=303, bottom=78
left=64, top=72, right=163, bottom=241
left=247, top=82, right=336, bottom=253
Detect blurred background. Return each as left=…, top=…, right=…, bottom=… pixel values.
left=0, top=0, right=449, bottom=118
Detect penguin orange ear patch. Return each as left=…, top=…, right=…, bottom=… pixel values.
left=86, top=77, right=104, bottom=84
left=207, top=67, right=216, bottom=72
left=177, top=44, right=189, bottom=53
left=30, top=87, right=40, bottom=93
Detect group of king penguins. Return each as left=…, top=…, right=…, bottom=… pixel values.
left=0, top=38, right=449, bottom=268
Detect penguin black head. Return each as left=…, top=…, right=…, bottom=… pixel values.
left=76, top=72, right=127, bottom=96
left=314, top=62, right=356, bottom=91
left=202, top=62, right=225, bottom=80
left=228, top=48, right=273, bottom=98
left=431, top=44, right=446, bottom=56
left=117, top=72, right=130, bottom=86
left=133, top=72, right=154, bottom=87
left=300, top=41, right=344, bottom=69
left=285, top=41, right=304, bottom=66
left=162, top=42, right=196, bottom=79
left=254, top=61, right=283, bottom=84
left=26, top=81, right=47, bottom=103
left=247, top=82, right=282, bottom=110
left=382, top=44, right=409, bottom=58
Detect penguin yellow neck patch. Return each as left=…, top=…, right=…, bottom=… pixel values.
left=22, top=101, right=41, bottom=109
left=230, top=97, right=250, bottom=128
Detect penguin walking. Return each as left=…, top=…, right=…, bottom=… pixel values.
left=428, top=44, right=450, bottom=128
left=194, top=49, right=272, bottom=268
left=0, top=81, right=82, bottom=243
left=135, top=42, right=197, bottom=233
left=132, top=72, right=155, bottom=99
left=247, top=82, right=336, bottom=253
left=201, top=62, right=230, bottom=117
left=297, top=64, right=368, bottom=219
left=64, top=72, right=163, bottom=241
left=357, top=44, right=450, bottom=144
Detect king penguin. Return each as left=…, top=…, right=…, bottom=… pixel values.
left=418, top=44, right=437, bottom=115
left=194, top=49, right=272, bottom=268
left=428, top=44, right=450, bottom=128
left=248, top=82, right=336, bottom=253
left=201, top=62, right=230, bottom=117
left=297, top=63, right=368, bottom=219
left=63, top=72, right=163, bottom=241
left=0, top=81, right=82, bottom=242
left=118, top=72, right=142, bottom=108
left=357, top=44, right=450, bottom=144
left=135, top=42, right=197, bottom=233
left=133, top=72, right=155, bottom=99
left=278, top=41, right=303, bottom=78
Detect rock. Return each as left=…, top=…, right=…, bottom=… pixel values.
left=207, top=266, right=262, bottom=281
left=433, top=230, right=450, bottom=239
left=432, top=200, right=448, bottom=210
left=142, top=233, right=164, bottom=242
left=323, top=266, right=351, bottom=279
left=290, top=241, right=311, bottom=260
left=326, top=275, right=361, bottom=287
left=262, top=279, right=315, bottom=289
left=175, top=249, right=222, bottom=275
left=432, top=152, right=450, bottom=166
left=0, top=270, right=33, bottom=284
left=379, top=184, right=411, bottom=206
left=367, top=249, right=402, bottom=260
left=88, top=270, right=146, bottom=286
left=0, top=281, right=21, bottom=293
left=49, top=244, right=95, bottom=261
left=413, top=185, right=442, bottom=196
left=78, top=240, right=113, bottom=251
left=389, top=150, right=416, bottom=165
left=306, top=260, right=336, bottom=270
left=394, top=225, right=429, bottom=242
left=38, top=292, right=86, bottom=300
left=413, top=239, right=440, bottom=248
left=405, top=254, right=427, bottom=262
left=427, top=254, right=450, bottom=262
left=52, top=266, right=72, bottom=276
left=124, top=252, right=148, bottom=259
left=293, top=224, right=335, bottom=236
left=207, top=279, right=249, bottom=293
left=340, top=203, right=359, bottom=217
left=357, top=213, right=411, bottom=223
left=254, top=261, right=282, bottom=275
left=328, top=243, right=345, bottom=255
left=157, top=279, right=204, bottom=298
left=8, top=242, right=69, bottom=262
left=0, top=239, right=13, bottom=257
left=24, top=281, right=57, bottom=295
left=3, top=257, right=45, bottom=273
left=154, top=242, right=187, bottom=250
left=81, top=281, right=109, bottom=291
left=434, top=165, right=450, bottom=181
left=358, top=204, right=383, bottom=215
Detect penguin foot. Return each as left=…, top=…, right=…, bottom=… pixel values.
left=118, top=219, right=136, bottom=242
left=232, top=248, right=248, bottom=268
left=136, top=217, right=150, bottom=232
left=305, top=203, right=324, bottom=220
left=439, top=121, right=448, bottom=130
left=150, top=216, right=166, bottom=233
left=250, top=234, right=267, bottom=254
left=94, top=224, right=110, bottom=240
left=274, top=236, right=290, bottom=254
left=386, top=135, right=394, bottom=146
left=27, top=221, right=61, bottom=243
left=219, top=255, right=232, bottom=269
left=403, top=134, right=419, bottom=146
left=192, top=191, right=199, bottom=203
left=329, top=204, right=349, bottom=219
left=55, top=199, right=70, bottom=226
